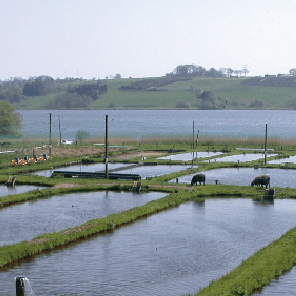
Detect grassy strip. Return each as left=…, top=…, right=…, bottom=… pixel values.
left=196, top=227, right=296, bottom=295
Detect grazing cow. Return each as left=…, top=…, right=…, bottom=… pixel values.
left=251, top=174, right=270, bottom=188
left=191, top=173, right=206, bottom=186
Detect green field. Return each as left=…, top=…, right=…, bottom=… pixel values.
left=11, top=76, right=296, bottom=110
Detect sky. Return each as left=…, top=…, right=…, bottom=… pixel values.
left=1, top=0, right=296, bottom=80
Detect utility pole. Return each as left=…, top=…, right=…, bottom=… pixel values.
left=58, top=115, right=61, bottom=145
left=265, top=123, right=268, bottom=164
left=105, top=115, right=109, bottom=179
left=193, top=121, right=195, bottom=149
left=49, top=113, right=52, bottom=155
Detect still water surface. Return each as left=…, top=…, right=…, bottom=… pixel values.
left=158, top=151, right=223, bottom=161
left=0, top=191, right=167, bottom=246
left=0, top=185, right=45, bottom=197
left=32, top=163, right=195, bottom=179
left=1, top=198, right=296, bottom=295
left=172, top=168, right=296, bottom=187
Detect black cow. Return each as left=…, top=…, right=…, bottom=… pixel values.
left=251, top=174, right=270, bottom=188
left=191, top=173, right=206, bottom=186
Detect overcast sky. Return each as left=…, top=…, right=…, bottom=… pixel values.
left=1, top=0, right=296, bottom=80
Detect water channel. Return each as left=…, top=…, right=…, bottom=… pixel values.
left=1, top=198, right=296, bottom=295
left=0, top=191, right=167, bottom=247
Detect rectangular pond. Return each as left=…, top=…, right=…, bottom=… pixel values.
left=208, top=153, right=277, bottom=162
left=0, top=191, right=167, bottom=246
left=268, top=155, right=296, bottom=165
left=1, top=198, right=296, bottom=296
left=157, top=151, right=223, bottom=161
left=116, top=164, right=196, bottom=179
left=32, top=162, right=131, bottom=177
left=171, top=167, right=296, bottom=188
left=32, top=163, right=195, bottom=179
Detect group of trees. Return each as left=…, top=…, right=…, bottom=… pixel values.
left=196, top=91, right=231, bottom=109
left=166, top=64, right=249, bottom=78
left=175, top=90, right=231, bottom=110
left=47, top=82, right=108, bottom=109
left=67, top=82, right=107, bottom=101
left=22, top=76, right=55, bottom=96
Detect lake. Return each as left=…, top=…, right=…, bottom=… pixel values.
left=18, top=110, right=296, bottom=140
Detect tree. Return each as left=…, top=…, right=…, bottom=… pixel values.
left=0, top=101, right=22, bottom=137
left=226, top=68, right=234, bottom=77
left=289, top=68, right=296, bottom=76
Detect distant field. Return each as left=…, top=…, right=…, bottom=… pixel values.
left=13, top=77, right=296, bottom=110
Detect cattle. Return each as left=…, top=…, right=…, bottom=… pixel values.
left=191, top=173, right=206, bottom=186
left=251, top=174, right=270, bottom=188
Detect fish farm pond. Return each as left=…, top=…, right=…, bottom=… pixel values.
left=2, top=148, right=296, bottom=295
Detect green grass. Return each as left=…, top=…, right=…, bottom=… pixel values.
left=196, top=226, right=296, bottom=295
left=11, top=76, right=296, bottom=110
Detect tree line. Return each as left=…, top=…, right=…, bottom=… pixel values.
left=166, top=64, right=249, bottom=78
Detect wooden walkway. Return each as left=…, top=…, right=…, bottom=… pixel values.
left=51, top=171, right=141, bottom=180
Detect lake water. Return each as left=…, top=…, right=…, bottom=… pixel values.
left=2, top=198, right=296, bottom=296
left=18, top=110, right=296, bottom=140
left=0, top=191, right=167, bottom=246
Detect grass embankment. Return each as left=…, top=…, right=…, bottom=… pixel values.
left=196, top=227, right=296, bottom=295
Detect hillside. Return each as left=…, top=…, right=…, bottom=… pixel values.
left=2, top=76, right=296, bottom=110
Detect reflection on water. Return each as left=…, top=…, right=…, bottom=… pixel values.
left=170, top=168, right=296, bottom=188
left=211, top=153, right=277, bottom=162
left=268, top=155, right=296, bottom=165
left=1, top=198, right=296, bottom=295
left=32, top=163, right=130, bottom=177
left=118, top=165, right=195, bottom=179
left=32, top=163, right=195, bottom=179
left=253, top=266, right=296, bottom=295
left=157, top=151, right=223, bottom=161
left=0, top=191, right=167, bottom=246
left=0, top=185, right=46, bottom=197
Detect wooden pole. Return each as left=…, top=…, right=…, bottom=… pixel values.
left=49, top=113, right=52, bottom=155
left=16, top=277, right=25, bottom=296
left=58, top=115, right=62, bottom=146
left=193, top=121, right=195, bottom=149
left=105, top=115, right=109, bottom=179
left=265, top=123, right=267, bottom=164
